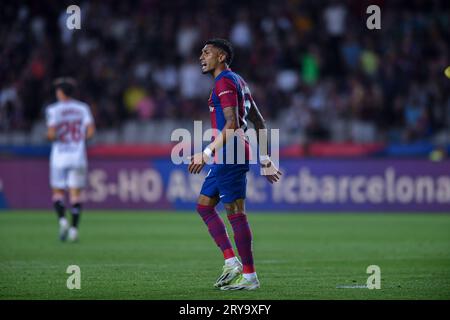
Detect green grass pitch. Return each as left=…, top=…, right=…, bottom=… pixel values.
left=0, top=211, right=449, bottom=300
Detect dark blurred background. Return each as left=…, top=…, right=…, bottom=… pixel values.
left=0, top=0, right=449, bottom=152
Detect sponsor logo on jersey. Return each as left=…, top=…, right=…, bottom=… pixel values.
left=218, top=90, right=233, bottom=97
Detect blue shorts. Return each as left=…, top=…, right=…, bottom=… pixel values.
left=200, top=163, right=250, bottom=203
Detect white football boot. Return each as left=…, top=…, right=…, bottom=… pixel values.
left=220, top=273, right=260, bottom=290
left=68, top=227, right=78, bottom=242
left=214, top=260, right=243, bottom=288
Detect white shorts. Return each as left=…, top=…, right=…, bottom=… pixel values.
left=50, top=166, right=87, bottom=189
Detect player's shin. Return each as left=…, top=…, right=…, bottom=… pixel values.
left=196, top=204, right=235, bottom=259
left=70, top=203, right=82, bottom=228
left=227, top=212, right=256, bottom=279
left=53, top=195, right=66, bottom=220
left=53, top=193, right=69, bottom=241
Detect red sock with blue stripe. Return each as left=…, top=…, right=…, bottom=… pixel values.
left=197, top=204, right=236, bottom=260
left=227, top=212, right=257, bottom=279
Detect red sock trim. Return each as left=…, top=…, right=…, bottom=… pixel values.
left=197, top=204, right=214, bottom=210
left=227, top=212, right=245, bottom=219
left=223, top=248, right=235, bottom=259
left=243, top=265, right=255, bottom=274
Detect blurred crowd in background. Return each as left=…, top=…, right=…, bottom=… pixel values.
left=1, top=0, right=449, bottom=144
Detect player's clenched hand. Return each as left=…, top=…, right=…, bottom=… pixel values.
left=188, top=152, right=208, bottom=174
left=260, top=159, right=282, bottom=184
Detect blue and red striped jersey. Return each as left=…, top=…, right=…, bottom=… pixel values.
left=208, top=68, right=253, bottom=162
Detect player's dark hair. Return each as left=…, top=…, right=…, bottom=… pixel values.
left=53, top=77, right=77, bottom=97
left=205, top=38, right=234, bottom=66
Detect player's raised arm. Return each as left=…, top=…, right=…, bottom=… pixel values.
left=247, top=100, right=282, bottom=184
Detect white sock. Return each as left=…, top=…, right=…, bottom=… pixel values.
left=59, top=217, right=68, bottom=228
left=243, top=272, right=257, bottom=281
left=225, top=257, right=239, bottom=266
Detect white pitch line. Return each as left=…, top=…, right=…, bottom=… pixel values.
left=336, top=284, right=368, bottom=289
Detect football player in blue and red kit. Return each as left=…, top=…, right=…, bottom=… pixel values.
left=188, top=39, right=281, bottom=290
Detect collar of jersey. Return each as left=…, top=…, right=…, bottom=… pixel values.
left=214, top=68, right=232, bottom=82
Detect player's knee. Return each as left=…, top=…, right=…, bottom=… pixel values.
left=69, top=190, right=83, bottom=205
left=196, top=203, right=214, bottom=214
left=52, top=191, right=65, bottom=202
left=224, top=204, right=244, bottom=215
left=224, top=198, right=246, bottom=215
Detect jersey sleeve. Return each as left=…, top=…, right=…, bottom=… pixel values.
left=46, top=107, right=57, bottom=127
left=215, top=77, right=238, bottom=108
left=83, top=105, right=94, bottom=127
left=242, top=82, right=255, bottom=106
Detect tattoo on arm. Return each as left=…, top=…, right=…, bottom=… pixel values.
left=209, top=107, right=238, bottom=153
left=223, top=107, right=238, bottom=129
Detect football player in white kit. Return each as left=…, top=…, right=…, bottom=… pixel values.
left=46, top=78, right=95, bottom=242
